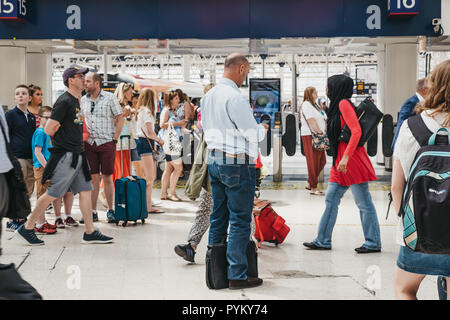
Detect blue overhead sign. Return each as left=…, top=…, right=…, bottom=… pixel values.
left=0, top=0, right=28, bottom=20
left=388, top=0, right=419, bottom=17
left=0, top=0, right=441, bottom=39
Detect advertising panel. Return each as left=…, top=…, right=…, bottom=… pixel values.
left=250, top=78, right=280, bottom=130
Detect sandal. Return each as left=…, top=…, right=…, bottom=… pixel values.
left=167, top=194, right=182, bottom=202
left=160, top=194, right=169, bottom=200
left=305, top=185, right=311, bottom=191
left=148, top=208, right=165, bottom=214
left=310, top=190, right=325, bottom=196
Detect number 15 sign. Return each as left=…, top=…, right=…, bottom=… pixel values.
left=0, top=0, right=27, bottom=20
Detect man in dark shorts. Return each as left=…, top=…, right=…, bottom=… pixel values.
left=81, top=72, right=124, bottom=223
left=16, top=65, right=114, bottom=246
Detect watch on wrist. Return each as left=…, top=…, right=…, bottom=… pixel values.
left=113, top=138, right=118, bottom=144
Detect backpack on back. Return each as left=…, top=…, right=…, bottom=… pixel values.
left=400, top=115, right=450, bottom=254
left=253, top=199, right=290, bottom=248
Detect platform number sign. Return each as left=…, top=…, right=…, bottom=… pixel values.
left=0, top=0, right=27, bottom=20
left=388, top=0, right=419, bottom=17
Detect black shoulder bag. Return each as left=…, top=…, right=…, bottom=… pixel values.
left=0, top=118, right=31, bottom=220
left=339, top=97, right=383, bottom=146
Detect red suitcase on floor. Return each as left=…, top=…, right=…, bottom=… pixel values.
left=253, top=199, right=290, bottom=248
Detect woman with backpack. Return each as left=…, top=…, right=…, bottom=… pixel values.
left=303, top=74, right=382, bottom=254
left=391, top=60, right=450, bottom=300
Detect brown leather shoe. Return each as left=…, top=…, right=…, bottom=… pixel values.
left=229, top=277, right=263, bottom=290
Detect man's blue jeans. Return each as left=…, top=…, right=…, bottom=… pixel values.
left=313, top=182, right=382, bottom=250
left=208, top=154, right=256, bottom=281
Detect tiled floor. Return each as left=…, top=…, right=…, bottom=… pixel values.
left=0, top=179, right=441, bottom=300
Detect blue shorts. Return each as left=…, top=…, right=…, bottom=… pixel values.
left=396, top=245, right=450, bottom=277
left=136, top=137, right=154, bottom=157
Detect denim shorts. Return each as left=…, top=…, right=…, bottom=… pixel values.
left=396, top=245, right=450, bottom=277
left=136, top=137, right=154, bottom=157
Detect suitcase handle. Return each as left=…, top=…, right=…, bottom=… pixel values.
left=120, top=135, right=132, bottom=178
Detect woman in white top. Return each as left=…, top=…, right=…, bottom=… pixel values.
left=113, top=83, right=137, bottom=182
left=299, top=87, right=328, bottom=195
left=135, top=88, right=165, bottom=214
left=391, top=60, right=450, bottom=300
left=159, top=91, right=188, bottom=202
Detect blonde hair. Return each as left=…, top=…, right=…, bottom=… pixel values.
left=204, top=83, right=215, bottom=94
left=417, top=60, right=450, bottom=126
left=114, top=82, right=133, bottom=106
left=136, top=88, right=156, bottom=121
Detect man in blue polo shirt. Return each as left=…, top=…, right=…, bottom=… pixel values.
left=5, top=85, right=36, bottom=231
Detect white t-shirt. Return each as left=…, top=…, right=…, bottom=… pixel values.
left=393, top=110, right=450, bottom=246
left=299, top=101, right=327, bottom=136
left=135, top=108, right=156, bottom=139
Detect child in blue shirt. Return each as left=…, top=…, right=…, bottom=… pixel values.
left=32, top=106, right=77, bottom=233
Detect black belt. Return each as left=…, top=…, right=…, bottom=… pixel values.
left=211, top=149, right=250, bottom=159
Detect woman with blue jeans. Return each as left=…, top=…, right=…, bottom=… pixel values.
left=303, top=74, right=382, bottom=253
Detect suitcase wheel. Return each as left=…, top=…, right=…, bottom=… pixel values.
left=115, top=221, right=119, bottom=226
left=141, top=219, right=146, bottom=224
left=122, top=222, right=127, bottom=227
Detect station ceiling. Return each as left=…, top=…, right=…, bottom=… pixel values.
left=1, top=36, right=449, bottom=57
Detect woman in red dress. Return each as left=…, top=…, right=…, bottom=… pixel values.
left=303, top=74, right=382, bottom=253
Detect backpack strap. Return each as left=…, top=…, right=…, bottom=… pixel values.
left=407, top=115, right=433, bottom=147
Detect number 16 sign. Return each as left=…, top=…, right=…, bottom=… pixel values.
left=0, top=0, right=27, bottom=20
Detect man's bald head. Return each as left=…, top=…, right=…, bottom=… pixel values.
left=224, top=53, right=249, bottom=69
left=223, top=53, right=250, bottom=87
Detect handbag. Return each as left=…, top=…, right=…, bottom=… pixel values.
left=301, top=111, right=330, bottom=151
left=0, top=118, right=31, bottom=220
left=206, top=239, right=258, bottom=289
left=339, top=97, right=383, bottom=146
left=162, top=123, right=183, bottom=156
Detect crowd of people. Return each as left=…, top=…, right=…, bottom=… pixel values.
left=0, top=54, right=448, bottom=299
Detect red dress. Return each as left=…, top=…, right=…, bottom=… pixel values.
left=328, top=100, right=377, bottom=186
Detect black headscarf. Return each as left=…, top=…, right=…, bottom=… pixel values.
left=326, top=74, right=355, bottom=166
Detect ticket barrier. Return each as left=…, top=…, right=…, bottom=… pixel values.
left=258, top=112, right=298, bottom=182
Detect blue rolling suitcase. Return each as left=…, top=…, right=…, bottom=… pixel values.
left=114, top=135, right=148, bottom=227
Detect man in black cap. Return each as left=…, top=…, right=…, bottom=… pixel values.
left=16, top=65, right=114, bottom=246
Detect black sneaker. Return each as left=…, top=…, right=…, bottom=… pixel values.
left=80, top=211, right=98, bottom=224
left=6, top=220, right=23, bottom=232
left=82, top=230, right=114, bottom=244
left=106, top=210, right=116, bottom=223
left=16, top=225, right=44, bottom=246
left=302, top=242, right=331, bottom=250
left=174, top=243, right=196, bottom=263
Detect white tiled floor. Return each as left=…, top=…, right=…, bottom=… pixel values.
left=0, top=179, right=441, bottom=300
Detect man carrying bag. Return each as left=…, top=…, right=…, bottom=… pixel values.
left=0, top=107, right=42, bottom=300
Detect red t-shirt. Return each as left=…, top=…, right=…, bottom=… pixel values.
left=328, top=100, right=377, bottom=186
